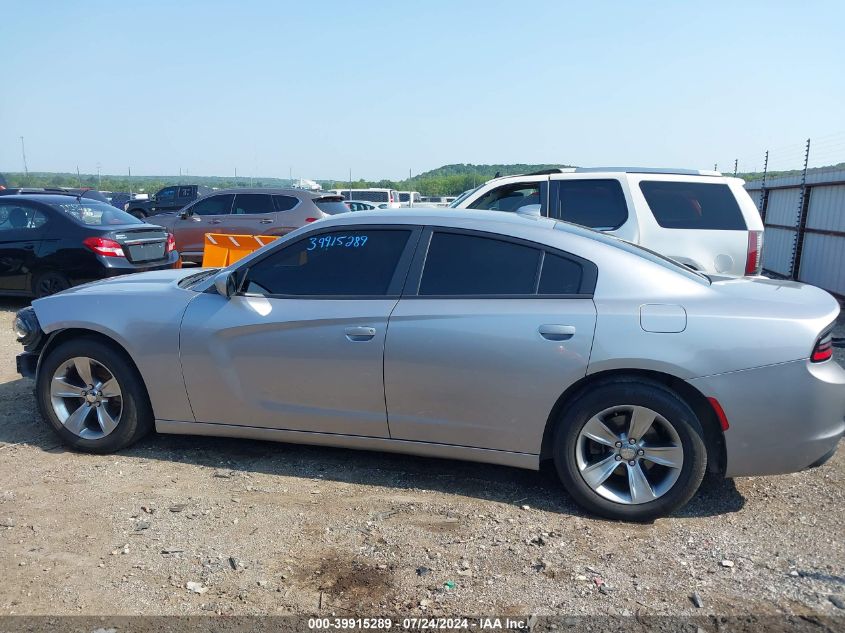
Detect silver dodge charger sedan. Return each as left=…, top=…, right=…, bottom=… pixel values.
left=13, top=209, right=845, bottom=521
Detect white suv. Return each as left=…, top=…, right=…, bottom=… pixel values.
left=451, top=167, right=764, bottom=276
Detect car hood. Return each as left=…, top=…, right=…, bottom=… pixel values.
left=37, top=268, right=203, bottom=299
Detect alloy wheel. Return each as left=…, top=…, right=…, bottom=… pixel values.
left=575, top=405, right=684, bottom=504
left=49, top=356, right=123, bottom=440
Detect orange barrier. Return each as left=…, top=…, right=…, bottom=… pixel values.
left=201, top=233, right=281, bottom=267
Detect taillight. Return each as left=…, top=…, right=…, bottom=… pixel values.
left=745, top=230, right=763, bottom=275
left=83, top=236, right=125, bottom=257
left=811, top=331, right=833, bottom=363
left=305, top=217, right=317, bottom=223
left=166, top=232, right=176, bottom=254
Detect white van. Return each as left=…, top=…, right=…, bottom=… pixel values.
left=398, top=191, right=421, bottom=207
left=329, top=188, right=401, bottom=209
left=451, top=167, right=765, bottom=276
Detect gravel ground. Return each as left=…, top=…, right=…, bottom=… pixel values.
left=0, top=298, right=843, bottom=618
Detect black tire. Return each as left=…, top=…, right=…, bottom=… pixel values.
left=552, top=379, right=707, bottom=522
left=129, top=209, right=146, bottom=219
left=36, top=337, right=153, bottom=454
left=32, top=270, right=71, bottom=298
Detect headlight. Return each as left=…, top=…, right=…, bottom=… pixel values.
left=13, top=307, right=41, bottom=347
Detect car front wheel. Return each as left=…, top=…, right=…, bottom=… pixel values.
left=36, top=337, right=153, bottom=453
left=553, top=380, right=707, bottom=521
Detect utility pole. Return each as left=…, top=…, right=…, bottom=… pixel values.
left=20, top=136, right=28, bottom=178
left=97, top=162, right=101, bottom=189
left=77, top=166, right=81, bottom=187
left=349, top=168, right=352, bottom=198
left=733, top=159, right=738, bottom=176
left=128, top=167, right=132, bottom=197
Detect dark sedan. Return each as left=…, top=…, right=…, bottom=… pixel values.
left=0, top=194, right=180, bottom=297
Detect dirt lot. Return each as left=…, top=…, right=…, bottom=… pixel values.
left=0, top=298, right=843, bottom=618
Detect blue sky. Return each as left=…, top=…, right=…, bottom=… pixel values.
left=2, top=0, right=843, bottom=180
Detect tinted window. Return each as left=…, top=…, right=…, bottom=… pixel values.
left=640, top=181, right=747, bottom=230
left=0, top=203, right=49, bottom=231
left=191, top=194, right=234, bottom=216
left=157, top=187, right=177, bottom=200
left=399, top=193, right=410, bottom=203
left=177, top=186, right=193, bottom=197
left=555, top=179, right=627, bottom=230
left=420, top=232, right=540, bottom=296
left=340, top=190, right=388, bottom=202
left=244, top=229, right=411, bottom=296
left=233, top=194, right=273, bottom=215
left=468, top=183, right=542, bottom=212
left=54, top=201, right=141, bottom=226
left=315, top=198, right=353, bottom=215
left=539, top=253, right=583, bottom=294
left=272, top=195, right=299, bottom=212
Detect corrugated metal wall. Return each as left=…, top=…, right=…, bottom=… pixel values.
left=745, top=169, right=845, bottom=298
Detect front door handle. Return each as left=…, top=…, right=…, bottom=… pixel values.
left=345, top=326, right=376, bottom=342
left=259, top=219, right=273, bottom=224
left=210, top=219, right=222, bottom=224
left=538, top=324, right=576, bottom=341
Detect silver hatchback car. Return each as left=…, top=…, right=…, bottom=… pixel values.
left=14, top=210, right=845, bottom=521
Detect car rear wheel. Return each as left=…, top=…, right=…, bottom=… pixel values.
left=36, top=338, right=153, bottom=453
left=33, top=270, right=70, bottom=298
left=553, top=380, right=707, bottom=521
left=129, top=209, right=146, bottom=219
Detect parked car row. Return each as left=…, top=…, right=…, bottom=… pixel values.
left=0, top=166, right=769, bottom=297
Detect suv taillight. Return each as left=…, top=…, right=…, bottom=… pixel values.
left=83, top=237, right=125, bottom=257
left=811, top=331, right=833, bottom=363
left=745, top=230, right=763, bottom=275
left=166, top=232, right=176, bottom=253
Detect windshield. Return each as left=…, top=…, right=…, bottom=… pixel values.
left=553, top=220, right=710, bottom=284
left=54, top=200, right=143, bottom=226
left=449, top=186, right=483, bottom=208
left=314, top=198, right=352, bottom=215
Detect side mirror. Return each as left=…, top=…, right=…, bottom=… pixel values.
left=180, top=209, right=191, bottom=219
left=516, top=204, right=542, bottom=217
left=213, top=270, right=238, bottom=298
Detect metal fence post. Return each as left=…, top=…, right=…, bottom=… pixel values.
left=759, top=150, right=769, bottom=222
left=791, top=138, right=812, bottom=280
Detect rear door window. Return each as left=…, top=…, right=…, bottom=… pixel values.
left=538, top=253, right=583, bottom=295
left=191, top=194, right=234, bottom=216
left=272, top=195, right=300, bottom=212
left=157, top=187, right=177, bottom=201
left=419, top=232, right=541, bottom=296
left=553, top=179, right=628, bottom=230
left=639, top=181, right=747, bottom=230
left=233, top=194, right=273, bottom=215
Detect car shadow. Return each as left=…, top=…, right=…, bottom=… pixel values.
left=0, top=376, right=745, bottom=520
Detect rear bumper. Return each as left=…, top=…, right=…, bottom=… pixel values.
left=688, top=359, right=845, bottom=477
left=72, top=251, right=180, bottom=284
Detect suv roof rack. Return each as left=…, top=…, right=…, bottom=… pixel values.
left=522, top=168, right=576, bottom=176
left=573, top=167, right=723, bottom=176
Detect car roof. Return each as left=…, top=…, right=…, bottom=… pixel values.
left=202, top=188, right=335, bottom=198
left=0, top=193, right=112, bottom=205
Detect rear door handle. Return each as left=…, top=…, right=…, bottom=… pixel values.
left=538, top=324, right=576, bottom=341
left=210, top=219, right=222, bottom=224
left=345, top=326, right=376, bottom=341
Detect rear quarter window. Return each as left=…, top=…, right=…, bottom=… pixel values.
left=639, top=181, right=747, bottom=230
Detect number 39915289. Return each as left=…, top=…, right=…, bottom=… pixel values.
left=308, top=235, right=368, bottom=251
